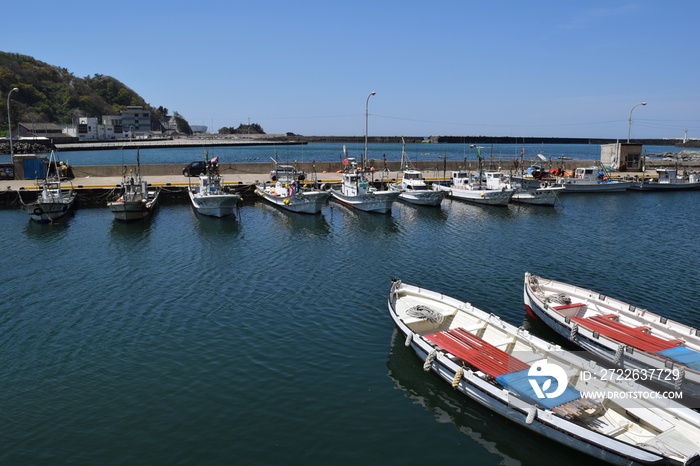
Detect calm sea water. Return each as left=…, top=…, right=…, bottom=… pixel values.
left=2, top=188, right=699, bottom=465
left=0, top=142, right=685, bottom=166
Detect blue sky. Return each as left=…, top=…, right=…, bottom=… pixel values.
left=4, top=1, right=699, bottom=139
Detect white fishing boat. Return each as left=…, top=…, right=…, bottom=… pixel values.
left=556, top=166, right=632, bottom=192
left=188, top=156, right=241, bottom=217
left=26, top=151, right=76, bottom=223
left=389, top=139, right=446, bottom=206
left=256, top=164, right=329, bottom=214
left=389, top=279, right=700, bottom=465
left=107, top=150, right=160, bottom=221
left=484, top=171, right=564, bottom=206
left=524, top=273, right=700, bottom=399
left=329, top=149, right=399, bottom=213
left=630, top=168, right=700, bottom=191
left=435, top=170, right=514, bottom=206
left=434, top=146, right=515, bottom=206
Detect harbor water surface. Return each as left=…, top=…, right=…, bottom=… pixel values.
left=2, top=147, right=700, bottom=464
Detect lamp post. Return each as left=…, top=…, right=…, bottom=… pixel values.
left=6, top=87, right=19, bottom=157
left=627, top=102, right=647, bottom=143
left=364, top=91, right=376, bottom=164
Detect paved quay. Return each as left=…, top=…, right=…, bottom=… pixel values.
left=0, top=171, right=346, bottom=192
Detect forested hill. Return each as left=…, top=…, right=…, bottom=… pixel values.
left=0, top=51, right=168, bottom=132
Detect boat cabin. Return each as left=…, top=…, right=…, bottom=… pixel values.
left=574, top=167, right=605, bottom=181
left=484, top=171, right=509, bottom=190
left=199, top=173, right=222, bottom=194
left=401, top=169, right=429, bottom=190
left=342, top=172, right=373, bottom=196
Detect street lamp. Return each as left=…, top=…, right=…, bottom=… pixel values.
left=6, top=87, right=19, bottom=157
left=364, top=91, right=376, bottom=164
left=627, top=101, right=647, bottom=143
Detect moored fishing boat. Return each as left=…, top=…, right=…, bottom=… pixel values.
left=556, top=166, right=632, bottom=192
left=484, top=171, right=563, bottom=206
left=26, top=151, right=76, bottom=223
left=107, top=149, right=160, bottom=221
left=389, top=279, right=700, bottom=465
left=389, top=138, right=446, bottom=207
left=524, top=273, right=700, bottom=399
left=188, top=156, right=241, bottom=217
left=256, top=162, right=329, bottom=214
left=390, top=168, right=447, bottom=206
left=435, top=169, right=514, bottom=206
left=630, top=168, right=700, bottom=191
left=329, top=154, right=399, bottom=214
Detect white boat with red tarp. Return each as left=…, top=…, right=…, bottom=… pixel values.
left=389, top=279, right=700, bottom=465
left=524, top=272, right=700, bottom=399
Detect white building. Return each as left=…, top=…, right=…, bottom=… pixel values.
left=601, top=143, right=643, bottom=171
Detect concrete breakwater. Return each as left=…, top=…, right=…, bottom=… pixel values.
left=53, top=156, right=700, bottom=180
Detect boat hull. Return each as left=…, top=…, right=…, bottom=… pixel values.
left=26, top=193, right=76, bottom=223
left=557, top=180, right=632, bottom=192
left=257, top=189, right=329, bottom=214
left=512, top=187, right=564, bottom=206
left=396, top=189, right=447, bottom=206
left=436, top=184, right=514, bottom=206
left=108, top=189, right=159, bottom=221
left=330, top=189, right=399, bottom=213
left=629, top=182, right=700, bottom=191
left=189, top=191, right=240, bottom=217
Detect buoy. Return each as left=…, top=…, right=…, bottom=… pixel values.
left=283, top=198, right=290, bottom=205
left=404, top=333, right=412, bottom=347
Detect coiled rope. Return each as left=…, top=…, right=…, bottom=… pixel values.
left=406, top=305, right=444, bottom=324
left=545, top=293, right=571, bottom=305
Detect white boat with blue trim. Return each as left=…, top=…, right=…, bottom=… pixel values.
left=524, top=272, right=700, bottom=400
left=389, top=279, right=700, bottom=465
left=556, top=166, right=632, bottom=192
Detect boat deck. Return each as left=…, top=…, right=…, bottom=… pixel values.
left=570, top=314, right=683, bottom=352
left=426, top=328, right=530, bottom=378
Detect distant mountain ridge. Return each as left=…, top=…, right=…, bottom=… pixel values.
left=0, top=51, right=173, bottom=134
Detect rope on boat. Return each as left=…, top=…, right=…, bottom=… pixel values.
left=570, top=323, right=578, bottom=341
left=545, top=292, right=571, bottom=305
left=423, top=349, right=437, bottom=371
left=451, top=367, right=464, bottom=388
left=674, top=367, right=685, bottom=390
left=614, top=344, right=625, bottom=364
left=407, top=305, right=445, bottom=325
left=526, top=406, right=537, bottom=424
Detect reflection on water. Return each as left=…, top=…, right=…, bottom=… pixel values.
left=327, top=202, right=401, bottom=235
left=386, top=329, right=593, bottom=466
left=254, top=201, right=331, bottom=237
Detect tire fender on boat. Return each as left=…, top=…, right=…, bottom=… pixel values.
left=33, top=207, right=43, bottom=216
